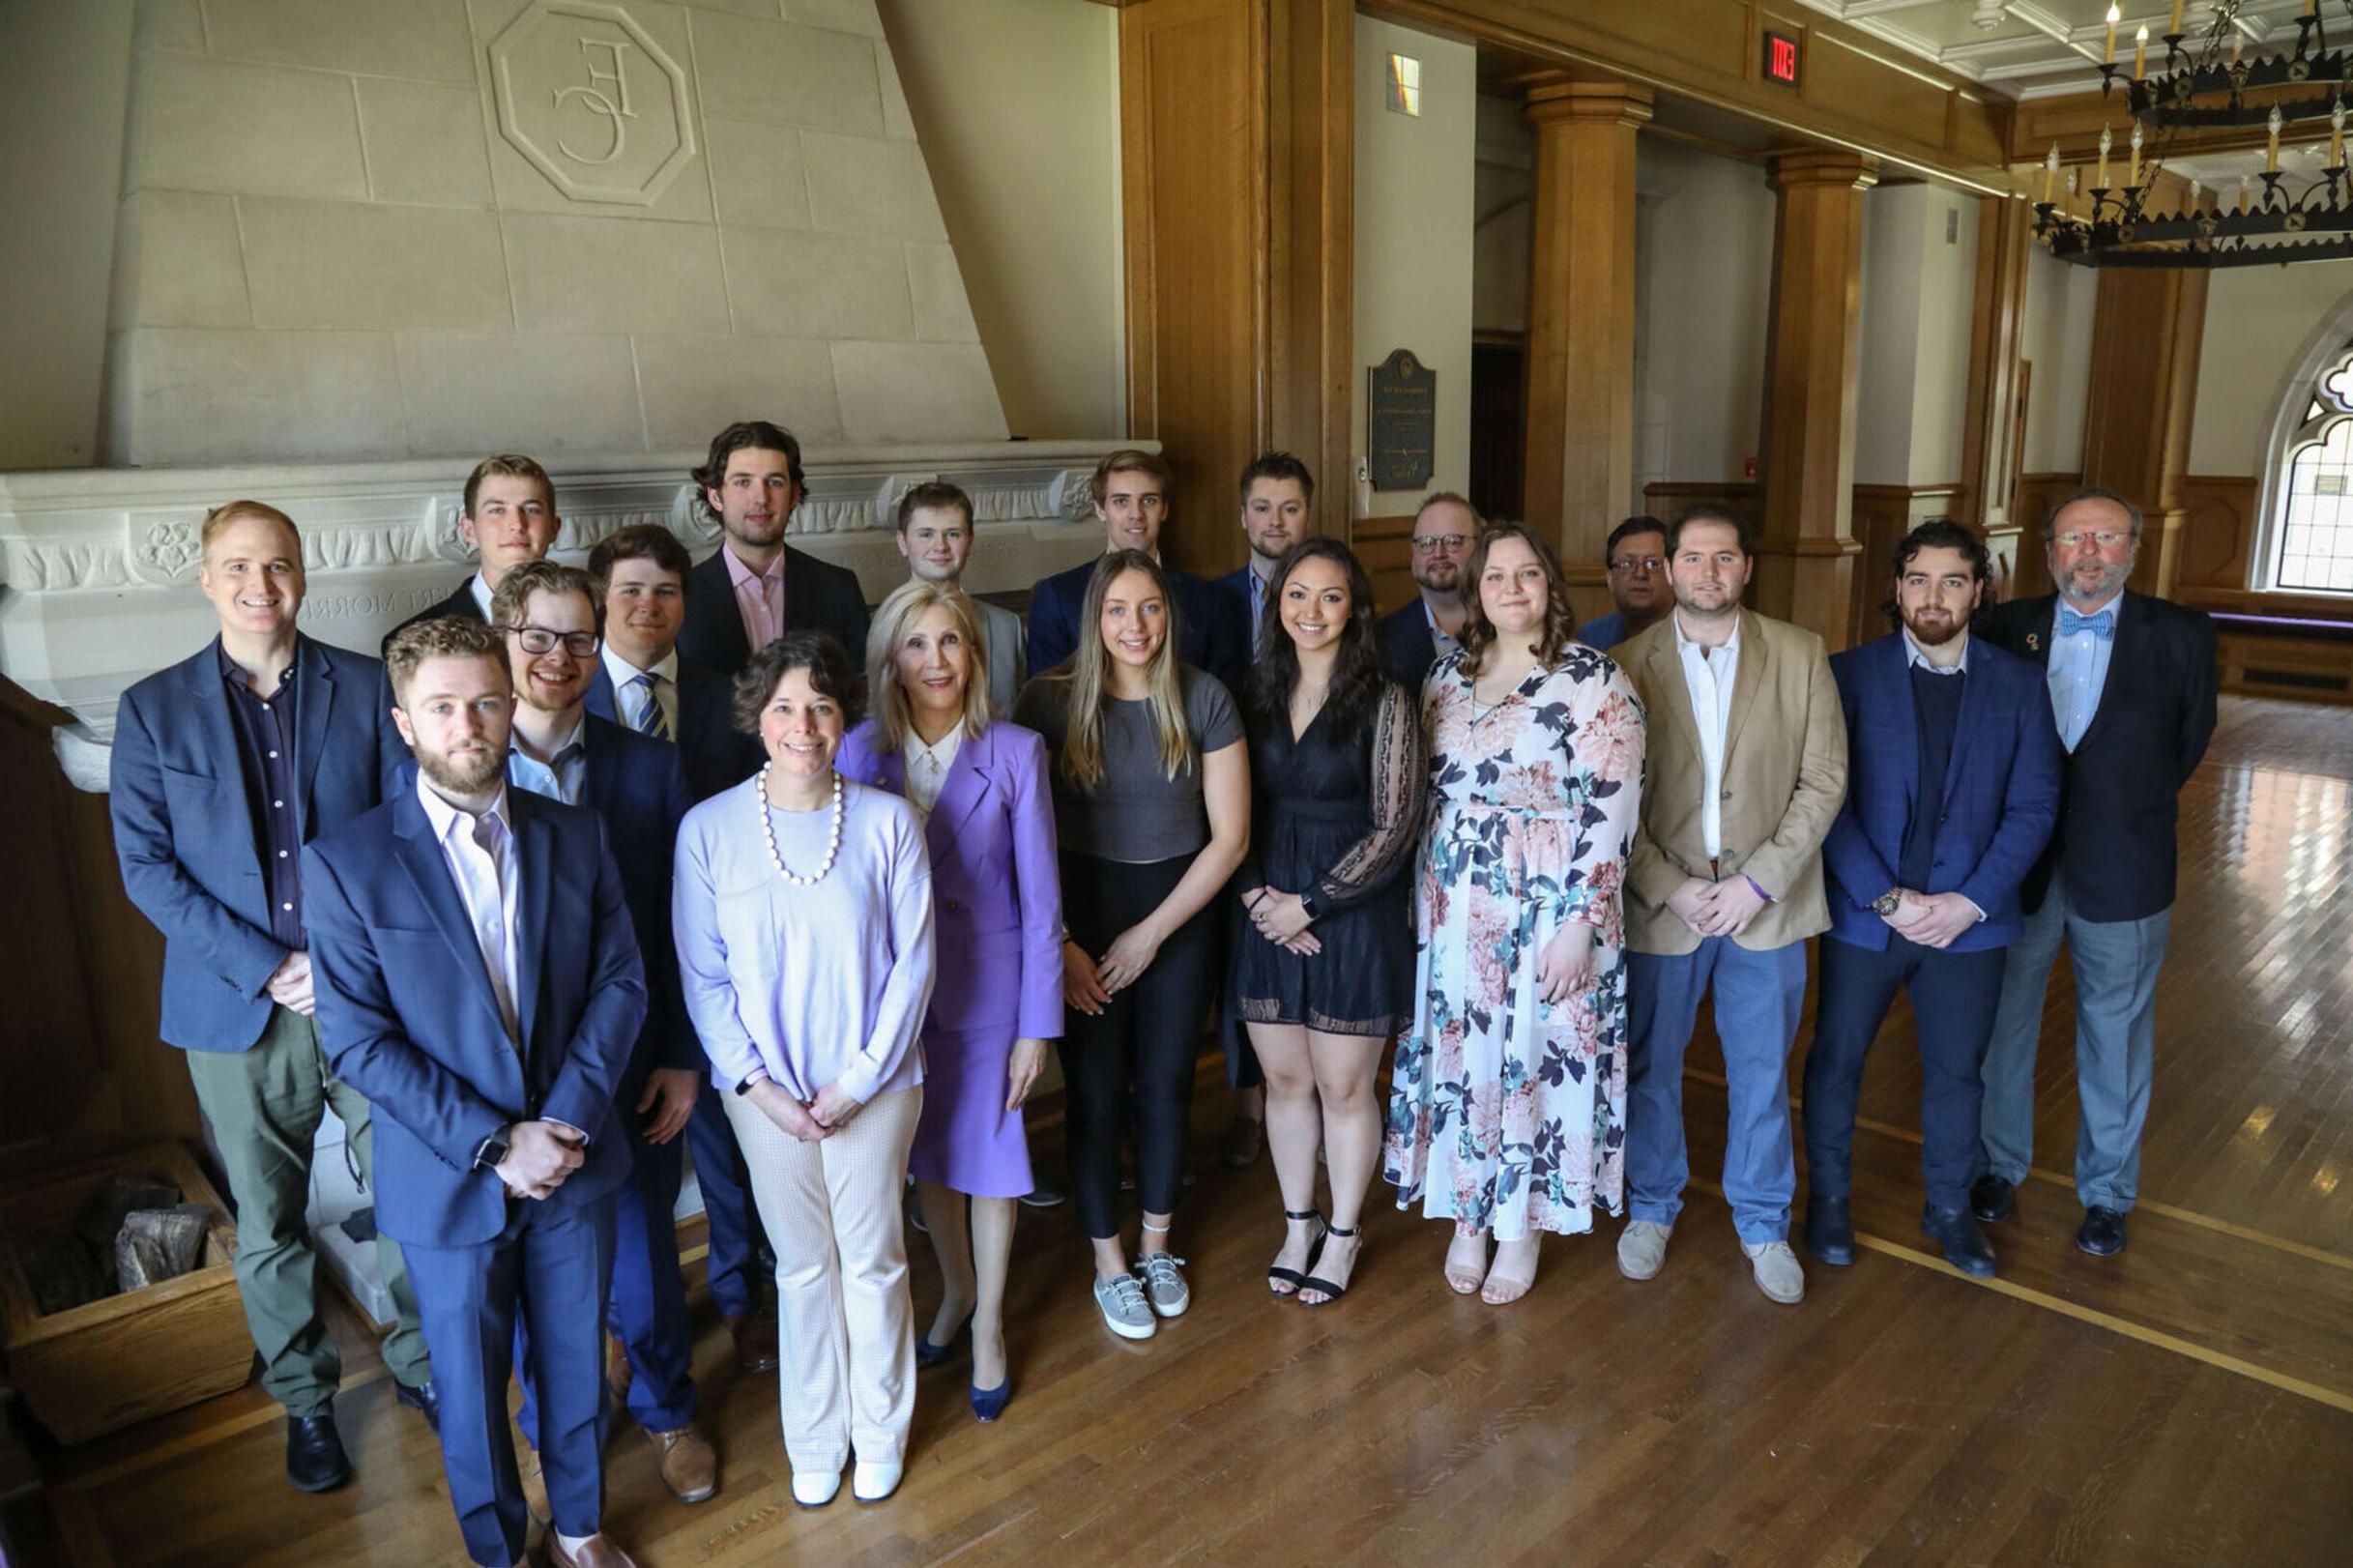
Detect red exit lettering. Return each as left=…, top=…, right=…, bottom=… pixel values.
left=1764, top=31, right=1801, bottom=87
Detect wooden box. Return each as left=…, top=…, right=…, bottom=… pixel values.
left=0, top=1142, right=249, bottom=1444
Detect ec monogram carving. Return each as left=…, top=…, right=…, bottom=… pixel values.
left=490, top=1, right=696, bottom=207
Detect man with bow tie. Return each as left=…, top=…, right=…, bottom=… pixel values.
left=1972, top=487, right=2216, bottom=1260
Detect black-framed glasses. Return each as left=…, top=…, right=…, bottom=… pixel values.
left=1609, top=555, right=1666, bottom=575
left=501, top=624, right=600, bottom=657
left=1411, top=533, right=1470, bottom=554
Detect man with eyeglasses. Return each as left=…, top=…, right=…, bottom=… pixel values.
left=1378, top=491, right=1482, bottom=689
left=488, top=562, right=722, bottom=1522
left=1575, top=515, right=1670, bottom=653
left=1972, top=486, right=2216, bottom=1260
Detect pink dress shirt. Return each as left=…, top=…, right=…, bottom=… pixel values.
left=723, top=545, right=784, bottom=653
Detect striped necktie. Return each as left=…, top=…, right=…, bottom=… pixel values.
left=631, top=671, right=670, bottom=741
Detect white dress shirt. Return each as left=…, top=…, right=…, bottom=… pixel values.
left=1902, top=625, right=1971, bottom=675
left=1672, top=611, right=1741, bottom=861
left=900, top=724, right=963, bottom=819
left=416, top=772, right=521, bottom=1045
left=601, top=643, right=680, bottom=738
left=468, top=572, right=494, bottom=619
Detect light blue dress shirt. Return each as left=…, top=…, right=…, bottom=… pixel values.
left=2047, top=597, right=2119, bottom=751
left=507, top=714, right=589, bottom=806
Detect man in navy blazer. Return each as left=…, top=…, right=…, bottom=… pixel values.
left=383, top=453, right=562, bottom=654
left=1027, top=448, right=1245, bottom=692
left=1376, top=491, right=1480, bottom=691
left=583, top=524, right=778, bottom=1374
left=673, top=420, right=869, bottom=681
left=488, top=561, right=719, bottom=1512
left=305, top=617, right=647, bottom=1568
left=1801, top=522, right=2061, bottom=1279
left=1972, top=487, right=2218, bottom=1260
left=110, top=500, right=436, bottom=1493
left=1214, top=451, right=1316, bottom=662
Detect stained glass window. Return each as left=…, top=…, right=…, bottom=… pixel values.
left=2275, top=347, right=2353, bottom=593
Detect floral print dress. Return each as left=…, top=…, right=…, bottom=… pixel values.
left=1383, top=646, right=1645, bottom=1239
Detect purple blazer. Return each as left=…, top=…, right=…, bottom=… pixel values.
left=836, top=717, right=1064, bottom=1043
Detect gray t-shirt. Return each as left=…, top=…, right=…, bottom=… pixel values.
left=1012, top=665, right=1243, bottom=863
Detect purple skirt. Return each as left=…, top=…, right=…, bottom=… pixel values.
left=908, top=1026, right=1032, bottom=1199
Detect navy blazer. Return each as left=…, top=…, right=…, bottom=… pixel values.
left=674, top=542, right=870, bottom=681
left=1377, top=600, right=1442, bottom=694
left=382, top=575, right=485, bottom=658
left=1026, top=557, right=1245, bottom=693
left=111, top=635, right=409, bottom=1052
left=585, top=658, right=758, bottom=803
left=1214, top=565, right=1270, bottom=665
left=1821, top=633, right=2062, bottom=951
left=1979, top=591, right=2218, bottom=922
left=303, top=786, right=647, bottom=1248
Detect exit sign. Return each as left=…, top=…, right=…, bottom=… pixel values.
left=1763, top=29, right=1801, bottom=87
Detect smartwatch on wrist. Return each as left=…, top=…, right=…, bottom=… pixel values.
left=475, top=1127, right=511, bottom=1172
left=1871, top=888, right=1903, bottom=916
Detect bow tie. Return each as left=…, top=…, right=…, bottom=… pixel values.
left=2058, top=607, right=2114, bottom=641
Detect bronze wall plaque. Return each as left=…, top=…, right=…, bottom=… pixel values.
left=1366, top=348, right=1436, bottom=492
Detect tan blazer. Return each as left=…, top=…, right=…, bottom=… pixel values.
left=1617, top=608, right=1847, bottom=955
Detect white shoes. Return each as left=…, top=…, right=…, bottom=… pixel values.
left=853, top=1460, right=903, bottom=1503
left=791, top=1468, right=842, bottom=1508
left=1616, top=1219, right=1672, bottom=1281
left=1742, top=1239, right=1806, bottom=1305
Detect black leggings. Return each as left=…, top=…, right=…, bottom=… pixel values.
left=1058, top=852, right=1218, bottom=1240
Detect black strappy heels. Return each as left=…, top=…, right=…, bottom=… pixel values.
left=1297, top=1223, right=1361, bottom=1308
left=1266, top=1208, right=1327, bottom=1297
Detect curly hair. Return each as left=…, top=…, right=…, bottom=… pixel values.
left=1457, top=522, right=1578, bottom=671
left=731, top=629, right=865, bottom=737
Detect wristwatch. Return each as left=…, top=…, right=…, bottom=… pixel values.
left=1871, top=888, right=1903, bottom=916
left=474, top=1127, right=510, bottom=1172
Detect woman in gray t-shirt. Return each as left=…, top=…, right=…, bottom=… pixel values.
left=1011, top=549, right=1248, bottom=1343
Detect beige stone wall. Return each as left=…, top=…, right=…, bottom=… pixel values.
left=104, top=0, right=1008, bottom=466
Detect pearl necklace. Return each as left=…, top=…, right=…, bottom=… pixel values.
left=756, top=763, right=844, bottom=886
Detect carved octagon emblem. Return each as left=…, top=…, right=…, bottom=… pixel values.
left=490, top=1, right=696, bottom=207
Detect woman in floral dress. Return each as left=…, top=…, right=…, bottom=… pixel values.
left=1383, top=521, right=1645, bottom=1305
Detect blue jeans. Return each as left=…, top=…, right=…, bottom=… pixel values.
left=1979, top=870, right=2170, bottom=1211
left=1625, top=937, right=1809, bottom=1244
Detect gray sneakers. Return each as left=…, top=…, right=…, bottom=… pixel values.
left=1092, top=1270, right=1156, bottom=1340
left=1138, top=1252, right=1190, bottom=1318
left=1616, top=1220, right=1672, bottom=1281
left=1742, top=1239, right=1806, bottom=1304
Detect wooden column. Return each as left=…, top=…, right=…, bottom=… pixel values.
left=2080, top=265, right=2208, bottom=598
left=1757, top=148, right=1875, bottom=651
left=1960, top=192, right=2033, bottom=598
left=1520, top=78, right=1650, bottom=593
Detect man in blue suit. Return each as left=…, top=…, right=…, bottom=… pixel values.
left=305, top=617, right=648, bottom=1568
left=110, top=500, right=436, bottom=1494
left=1026, top=448, right=1245, bottom=692
left=489, top=561, right=718, bottom=1514
left=584, top=524, right=780, bottom=1375
left=1802, top=521, right=2061, bottom=1278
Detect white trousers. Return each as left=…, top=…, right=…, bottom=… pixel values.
left=723, top=1085, right=922, bottom=1471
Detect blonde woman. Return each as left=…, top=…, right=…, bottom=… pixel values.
left=1011, top=551, right=1249, bottom=1341
left=837, top=581, right=1061, bottom=1422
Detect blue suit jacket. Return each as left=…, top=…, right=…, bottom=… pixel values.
left=1821, top=632, right=2062, bottom=951
left=1376, top=600, right=1441, bottom=694
left=1214, top=565, right=1269, bottom=667
left=1026, top=557, right=1245, bottom=694
left=303, top=786, right=648, bottom=1247
left=111, top=635, right=409, bottom=1052
left=584, top=658, right=757, bottom=804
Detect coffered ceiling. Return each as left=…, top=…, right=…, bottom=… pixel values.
left=1793, top=0, right=2322, bottom=98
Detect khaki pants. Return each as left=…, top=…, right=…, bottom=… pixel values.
left=723, top=1085, right=920, bottom=1472
left=186, top=1004, right=431, bottom=1413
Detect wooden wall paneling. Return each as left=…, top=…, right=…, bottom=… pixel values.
left=2010, top=470, right=2079, bottom=600
left=2078, top=265, right=2207, bottom=598
left=1355, top=511, right=1418, bottom=617
left=1959, top=193, right=2031, bottom=531
left=2178, top=474, right=2259, bottom=593
left=1265, top=0, right=1354, bottom=546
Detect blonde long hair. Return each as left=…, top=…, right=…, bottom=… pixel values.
left=864, top=578, right=995, bottom=749
left=1051, top=548, right=1193, bottom=792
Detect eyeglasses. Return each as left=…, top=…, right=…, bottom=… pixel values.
left=2052, top=529, right=2135, bottom=550
left=1411, top=534, right=1470, bottom=554
left=1608, top=555, right=1666, bottom=575
left=501, top=624, right=600, bottom=657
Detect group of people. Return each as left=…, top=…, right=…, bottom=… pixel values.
left=107, top=420, right=2217, bottom=1567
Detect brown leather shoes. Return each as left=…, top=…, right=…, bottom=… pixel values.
left=544, top=1534, right=637, bottom=1567
left=727, top=1309, right=779, bottom=1375
left=648, top=1424, right=718, bottom=1503
left=604, top=1333, right=631, bottom=1404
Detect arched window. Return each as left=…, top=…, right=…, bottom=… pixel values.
left=2269, top=342, right=2353, bottom=594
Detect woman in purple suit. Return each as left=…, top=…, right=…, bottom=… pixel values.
left=838, top=579, right=1062, bottom=1422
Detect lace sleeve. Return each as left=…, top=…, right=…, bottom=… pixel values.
left=1309, top=682, right=1428, bottom=915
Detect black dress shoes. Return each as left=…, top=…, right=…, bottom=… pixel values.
left=1921, top=1205, right=1998, bottom=1278
left=1968, top=1173, right=2016, bottom=1224
left=2077, top=1205, right=2129, bottom=1257
left=1804, top=1194, right=1855, bottom=1266
left=393, top=1377, right=441, bottom=1435
left=286, top=1408, right=353, bottom=1493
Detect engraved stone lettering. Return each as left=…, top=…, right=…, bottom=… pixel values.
left=491, top=2, right=695, bottom=207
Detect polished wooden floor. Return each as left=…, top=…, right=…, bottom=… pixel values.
left=12, top=695, right=2352, bottom=1566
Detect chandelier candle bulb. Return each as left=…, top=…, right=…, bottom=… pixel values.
left=2268, top=105, right=2283, bottom=173
left=2134, top=24, right=2148, bottom=81
left=2044, top=144, right=2060, bottom=203
left=2105, top=4, right=2120, bottom=64
left=2334, top=101, right=2347, bottom=169
left=2129, top=122, right=2143, bottom=187
left=2169, top=0, right=2184, bottom=32
left=2238, top=171, right=2251, bottom=213
left=2097, top=124, right=2112, bottom=189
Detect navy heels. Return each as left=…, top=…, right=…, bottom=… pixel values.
left=915, top=1311, right=973, bottom=1371
left=970, top=1377, right=1013, bottom=1422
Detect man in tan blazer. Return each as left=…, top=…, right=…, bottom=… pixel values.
left=1610, top=506, right=1846, bottom=1305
